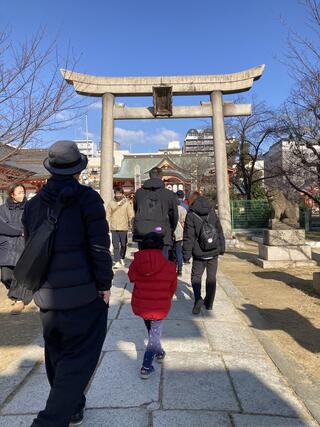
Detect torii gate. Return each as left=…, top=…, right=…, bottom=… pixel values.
left=61, top=65, right=265, bottom=240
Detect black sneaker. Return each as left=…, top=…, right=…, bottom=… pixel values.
left=192, top=298, right=204, bottom=315
left=70, top=408, right=85, bottom=426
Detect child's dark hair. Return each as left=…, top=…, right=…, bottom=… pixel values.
left=140, top=232, right=164, bottom=250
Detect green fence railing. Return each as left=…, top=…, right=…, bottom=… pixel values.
left=231, top=199, right=271, bottom=229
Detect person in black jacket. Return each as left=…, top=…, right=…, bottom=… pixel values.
left=24, top=140, right=113, bottom=427
left=183, top=192, right=225, bottom=315
left=0, top=183, right=33, bottom=314
left=133, top=167, right=178, bottom=258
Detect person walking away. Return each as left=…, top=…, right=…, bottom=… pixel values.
left=183, top=192, right=225, bottom=315
left=107, top=186, right=134, bottom=268
left=129, top=232, right=177, bottom=379
left=176, top=190, right=189, bottom=212
left=0, top=183, right=33, bottom=315
left=174, top=191, right=188, bottom=276
left=23, top=140, right=113, bottom=427
left=133, top=167, right=178, bottom=259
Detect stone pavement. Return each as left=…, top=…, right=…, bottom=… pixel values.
left=0, top=250, right=318, bottom=427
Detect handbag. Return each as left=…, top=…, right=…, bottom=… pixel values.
left=13, top=197, right=64, bottom=292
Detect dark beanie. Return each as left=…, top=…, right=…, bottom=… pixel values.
left=140, top=232, right=164, bottom=250
left=176, top=190, right=185, bottom=199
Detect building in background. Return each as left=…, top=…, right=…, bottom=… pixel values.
left=184, top=128, right=214, bottom=155
left=158, top=140, right=182, bottom=154
left=183, top=128, right=237, bottom=158
left=264, top=138, right=320, bottom=201
left=74, top=139, right=98, bottom=158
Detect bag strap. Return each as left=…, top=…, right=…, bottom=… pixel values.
left=47, top=195, right=66, bottom=225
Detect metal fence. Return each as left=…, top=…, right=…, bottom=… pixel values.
left=231, top=199, right=271, bottom=230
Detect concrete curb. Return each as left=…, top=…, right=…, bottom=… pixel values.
left=218, top=273, right=320, bottom=425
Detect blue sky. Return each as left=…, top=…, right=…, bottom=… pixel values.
left=1, top=0, right=308, bottom=152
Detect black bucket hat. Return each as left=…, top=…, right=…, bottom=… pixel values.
left=44, top=140, right=88, bottom=176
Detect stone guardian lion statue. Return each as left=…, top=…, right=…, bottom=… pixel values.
left=266, top=188, right=300, bottom=229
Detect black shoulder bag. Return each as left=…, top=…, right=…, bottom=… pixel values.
left=13, top=198, right=64, bottom=292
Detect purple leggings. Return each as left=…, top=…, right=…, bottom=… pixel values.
left=143, top=320, right=164, bottom=369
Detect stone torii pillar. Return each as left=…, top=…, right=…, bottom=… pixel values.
left=100, top=93, right=114, bottom=205
left=211, top=91, right=232, bottom=238
left=61, top=65, right=265, bottom=238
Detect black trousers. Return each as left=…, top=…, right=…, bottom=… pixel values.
left=111, top=230, right=128, bottom=262
left=1, top=266, right=33, bottom=304
left=31, top=297, right=108, bottom=427
left=191, top=258, right=218, bottom=309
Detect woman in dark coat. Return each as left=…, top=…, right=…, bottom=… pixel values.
left=0, top=183, right=32, bottom=314
left=183, top=192, right=225, bottom=315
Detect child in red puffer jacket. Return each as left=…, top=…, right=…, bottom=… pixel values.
left=129, top=232, right=177, bottom=379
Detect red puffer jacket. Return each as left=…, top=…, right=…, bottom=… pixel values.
left=129, top=249, right=177, bottom=320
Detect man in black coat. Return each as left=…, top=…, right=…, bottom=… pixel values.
left=24, top=141, right=113, bottom=427
left=133, top=167, right=178, bottom=258
left=183, top=193, right=225, bottom=314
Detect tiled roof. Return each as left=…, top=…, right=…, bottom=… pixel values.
left=0, top=145, right=49, bottom=178
left=114, top=153, right=204, bottom=180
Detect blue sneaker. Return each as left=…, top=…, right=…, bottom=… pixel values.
left=140, top=365, right=155, bottom=379
left=155, top=351, right=166, bottom=363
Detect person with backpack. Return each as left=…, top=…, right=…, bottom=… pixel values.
left=0, top=183, right=33, bottom=315
left=22, top=140, right=113, bottom=427
left=129, top=232, right=177, bottom=379
left=174, top=191, right=188, bottom=276
left=133, top=167, right=178, bottom=258
left=183, top=192, right=225, bottom=315
left=107, top=186, right=134, bottom=268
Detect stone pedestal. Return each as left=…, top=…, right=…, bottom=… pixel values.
left=313, top=272, right=320, bottom=295
left=255, top=229, right=315, bottom=269
left=263, top=229, right=305, bottom=246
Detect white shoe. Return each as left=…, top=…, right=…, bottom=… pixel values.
left=114, top=261, right=122, bottom=269
left=120, top=259, right=125, bottom=266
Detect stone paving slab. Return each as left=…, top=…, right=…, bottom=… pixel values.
left=232, top=414, right=318, bottom=427
left=82, top=408, right=148, bottom=426
left=162, top=352, right=239, bottom=411
left=0, top=367, right=34, bottom=407
left=112, top=271, right=129, bottom=287
left=108, top=302, right=121, bottom=320
left=153, top=410, right=232, bottom=427
left=86, top=351, right=160, bottom=408
left=201, top=299, right=243, bottom=322
left=224, top=355, right=307, bottom=417
left=2, top=374, right=49, bottom=415
left=118, top=300, right=200, bottom=321
left=103, top=318, right=146, bottom=351
left=204, top=321, right=266, bottom=355
left=0, top=409, right=149, bottom=427
left=104, top=318, right=209, bottom=353
left=0, top=415, right=35, bottom=426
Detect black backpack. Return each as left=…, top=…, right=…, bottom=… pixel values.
left=13, top=197, right=65, bottom=292
left=193, top=210, right=219, bottom=252
left=133, top=190, right=167, bottom=239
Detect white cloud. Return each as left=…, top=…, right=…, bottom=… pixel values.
left=149, top=128, right=179, bottom=146
left=114, top=127, right=146, bottom=142
left=114, top=127, right=180, bottom=148
left=55, top=110, right=75, bottom=122
left=89, top=101, right=102, bottom=109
